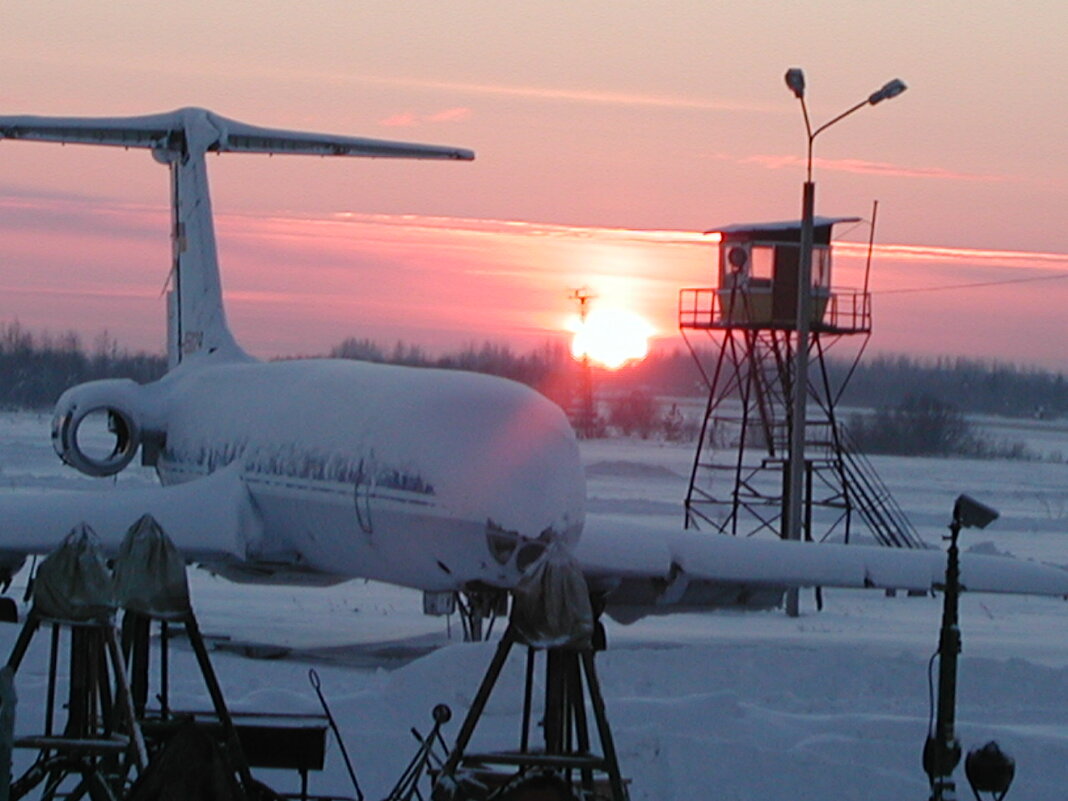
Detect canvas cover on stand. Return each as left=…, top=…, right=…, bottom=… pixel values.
left=510, top=542, right=594, bottom=649
left=112, top=514, right=191, bottom=619
left=31, top=524, right=115, bottom=621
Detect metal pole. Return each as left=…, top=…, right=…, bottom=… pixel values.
left=0, top=666, right=14, bottom=801
left=309, top=669, right=365, bottom=801
left=927, top=518, right=963, bottom=800
left=784, top=179, right=815, bottom=617
left=570, top=287, right=596, bottom=438
left=781, top=70, right=906, bottom=617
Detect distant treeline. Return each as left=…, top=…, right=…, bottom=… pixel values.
left=328, top=337, right=570, bottom=386
left=848, top=394, right=1035, bottom=460
left=0, top=323, right=166, bottom=409
left=830, top=354, right=1068, bottom=419
left=3, top=322, right=1068, bottom=423
left=328, top=337, right=580, bottom=409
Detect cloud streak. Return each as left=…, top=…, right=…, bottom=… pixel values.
left=352, top=74, right=779, bottom=114
left=836, top=241, right=1068, bottom=271
left=378, top=106, right=472, bottom=128
left=728, top=153, right=1009, bottom=183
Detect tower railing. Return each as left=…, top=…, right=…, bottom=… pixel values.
left=679, top=287, right=871, bottom=334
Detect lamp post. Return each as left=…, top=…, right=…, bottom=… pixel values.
left=782, top=70, right=907, bottom=617
left=923, top=494, right=1000, bottom=801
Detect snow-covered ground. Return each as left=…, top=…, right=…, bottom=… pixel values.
left=3, top=411, right=1068, bottom=800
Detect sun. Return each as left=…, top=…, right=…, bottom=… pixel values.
left=569, top=308, right=654, bottom=369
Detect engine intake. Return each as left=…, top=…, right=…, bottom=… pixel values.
left=51, top=379, right=146, bottom=478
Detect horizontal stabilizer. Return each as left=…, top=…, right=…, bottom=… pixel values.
left=0, top=466, right=260, bottom=561
left=0, top=107, right=474, bottom=160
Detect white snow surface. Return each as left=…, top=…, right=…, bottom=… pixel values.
left=158, top=359, right=585, bottom=540
left=707, top=216, right=860, bottom=235
left=3, top=412, right=1068, bottom=800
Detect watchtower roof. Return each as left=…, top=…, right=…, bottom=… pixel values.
left=705, top=217, right=860, bottom=246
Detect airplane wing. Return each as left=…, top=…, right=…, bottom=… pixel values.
left=0, top=466, right=260, bottom=562
left=577, top=513, right=1068, bottom=620
left=0, top=107, right=474, bottom=161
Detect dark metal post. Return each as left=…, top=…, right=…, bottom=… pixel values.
left=0, top=666, right=14, bottom=801
left=580, top=651, right=627, bottom=801
left=184, top=612, right=255, bottom=792
left=927, top=516, right=963, bottom=800
left=45, top=624, right=58, bottom=737
left=544, top=649, right=566, bottom=754
left=784, top=179, right=815, bottom=617
left=159, top=620, right=170, bottom=718
left=520, top=647, right=535, bottom=753
left=439, top=626, right=517, bottom=777
left=570, top=287, right=597, bottom=439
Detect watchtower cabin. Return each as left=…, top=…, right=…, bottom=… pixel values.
left=684, top=216, right=868, bottom=333
left=679, top=217, right=923, bottom=549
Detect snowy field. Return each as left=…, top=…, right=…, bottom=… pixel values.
left=2, top=410, right=1068, bottom=799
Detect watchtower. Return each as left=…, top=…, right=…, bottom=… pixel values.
left=679, top=217, right=922, bottom=548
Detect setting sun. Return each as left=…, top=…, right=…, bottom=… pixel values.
left=568, top=308, right=654, bottom=369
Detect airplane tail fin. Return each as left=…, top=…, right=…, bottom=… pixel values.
left=0, top=108, right=474, bottom=368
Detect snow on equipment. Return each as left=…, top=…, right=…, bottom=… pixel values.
left=426, top=550, right=627, bottom=801
left=5, top=518, right=345, bottom=801
left=7, top=525, right=148, bottom=799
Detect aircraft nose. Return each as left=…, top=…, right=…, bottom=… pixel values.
left=429, top=376, right=586, bottom=553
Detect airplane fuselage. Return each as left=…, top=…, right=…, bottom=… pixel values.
left=89, top=357, right=586, bottom=591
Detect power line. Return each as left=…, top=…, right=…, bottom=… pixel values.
left=876, top=271, right=1068, bottom=295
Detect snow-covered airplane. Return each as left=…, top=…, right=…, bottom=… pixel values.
left=0, top=108, right=1065, bottom=625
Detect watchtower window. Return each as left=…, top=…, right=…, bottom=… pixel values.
left=750, top=245, right=774, bottom=284
left=813, top=246, right=831, bottom=289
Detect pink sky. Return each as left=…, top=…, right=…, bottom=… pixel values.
left=1, top=2, right=1067, bottom=369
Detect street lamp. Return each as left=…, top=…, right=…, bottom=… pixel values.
left=781, top=69, right=907, bottom=617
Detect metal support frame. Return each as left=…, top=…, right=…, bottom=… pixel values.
left=683, top=324, right=855, bottom=539
left=118, top=609, right=271, bottom=798
left=455, top=589, right=508, bottom=643
left=680, top=317, right=924, bottom=556
left=6, top=611, right=147, bottom=801
left=435, top=625, right=627, bottom=801
left=5, top=604, right=343, bottom=801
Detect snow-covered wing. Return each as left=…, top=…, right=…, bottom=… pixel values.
left=578, top=514, right=1068, bottom=600
left=0, top=112, right=176, bottom=149
left=207, top=112, right=475, bottom=160
left=0, top=466, right=259, bottom=561
left=0, top=108, right=474, bottom=161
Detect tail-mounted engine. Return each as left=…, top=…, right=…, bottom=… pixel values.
left=51, top=379, right=150, bottom=477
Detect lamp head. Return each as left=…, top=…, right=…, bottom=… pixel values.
left=784, top=68, right=806, bottom=99
left=953, top=494, right=999, bottom=530
left=869, top=78, right=907, bottom=105
left=965, top=742, right=1015, bottom=796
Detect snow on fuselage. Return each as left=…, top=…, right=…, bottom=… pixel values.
left=150, top=358, right=586, bottom=591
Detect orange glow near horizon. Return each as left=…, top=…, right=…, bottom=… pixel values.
left=3, top=195, right=1068, bottom=369
left=568, top=308, right=655, bottom=369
